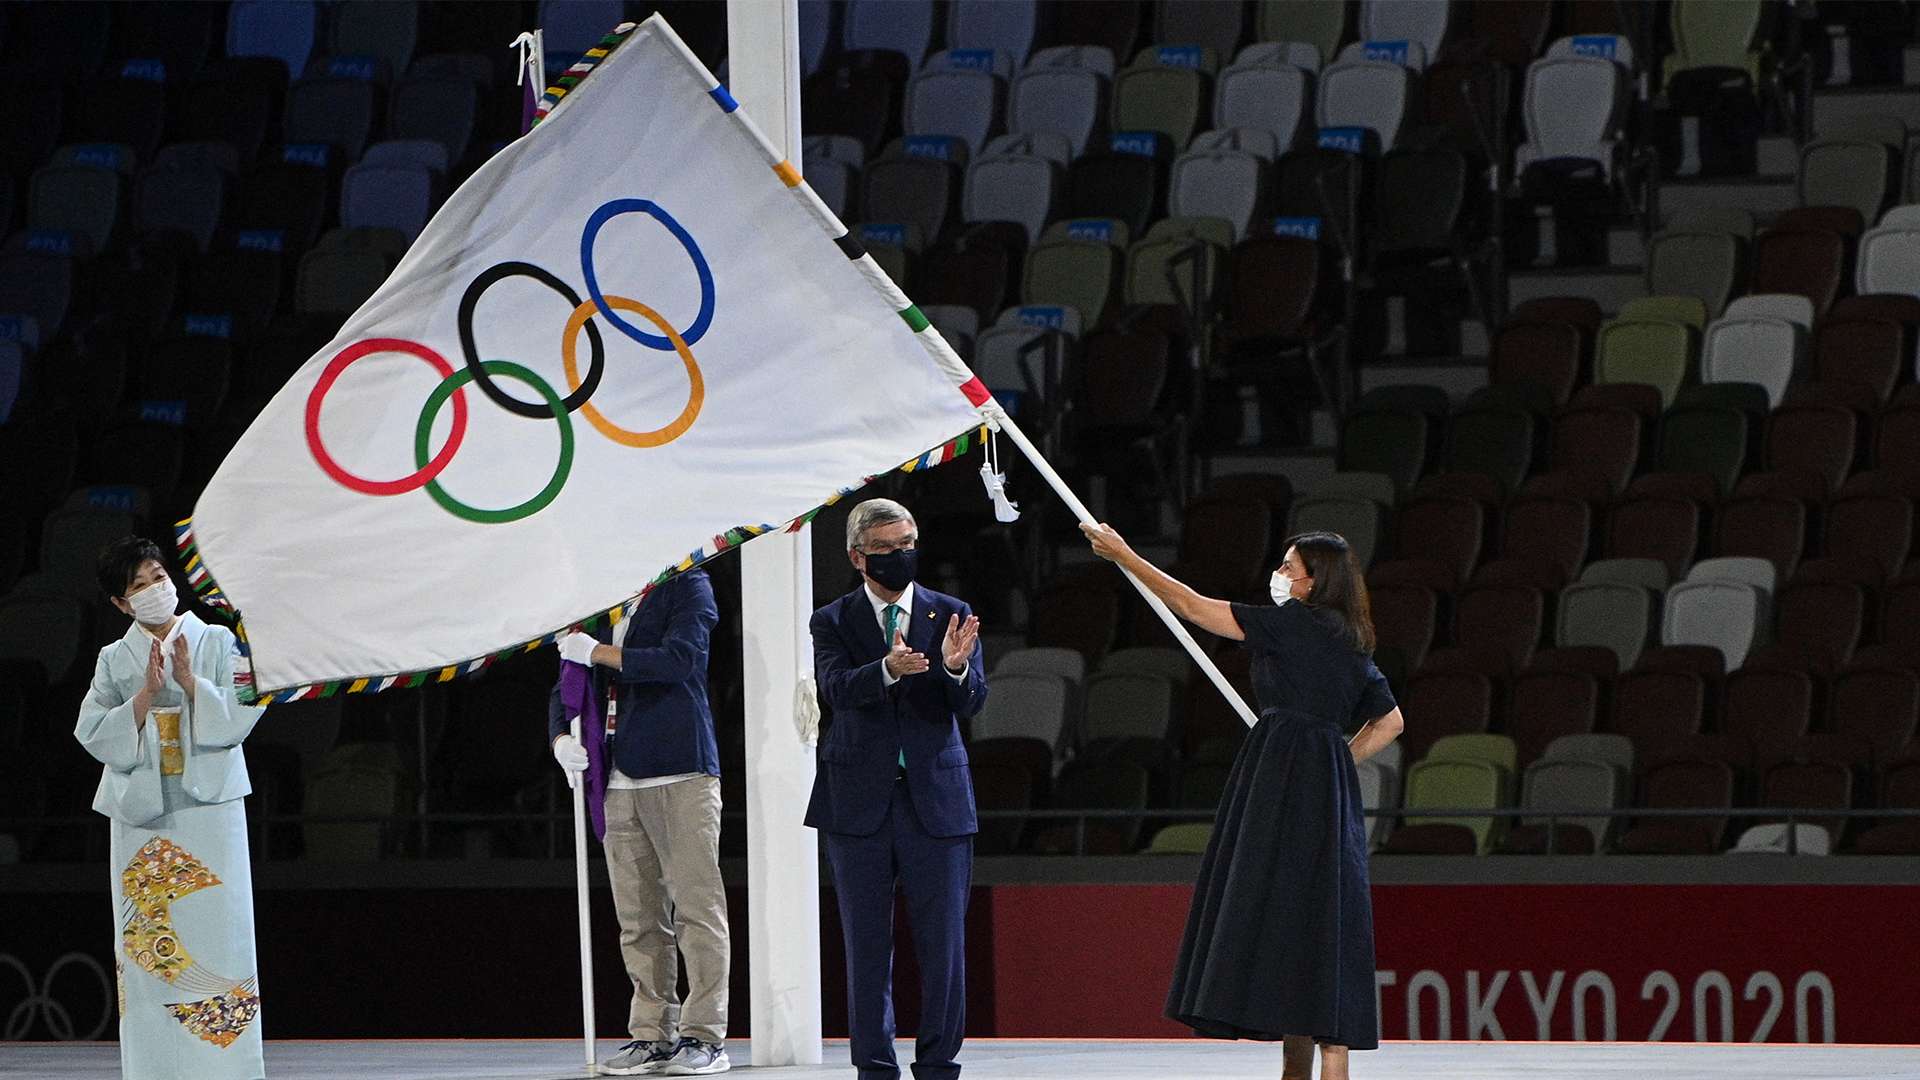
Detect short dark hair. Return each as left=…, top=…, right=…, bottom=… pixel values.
left=97, top=536, right=165, bottom=600
left=1286, top=531, right=1376, bottom=654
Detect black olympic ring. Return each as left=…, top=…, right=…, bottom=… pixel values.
left=457, top=261, right=607, bottom=418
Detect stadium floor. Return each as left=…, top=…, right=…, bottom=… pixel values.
left=12, top=1038, right=1920, bottom=1079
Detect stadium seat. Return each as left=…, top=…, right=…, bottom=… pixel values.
left=1557, top=581, right=1657, bottom=670
left=1255, top=0, right=1347, bottom=67
left=1812, top=318, right=1904, bottom=403
left=1596, top=318, right=1694, bottom=408
left=1759, top=761, right=1854, bottom=847
left=948, top=0, right=1039, bottom=66
left=1516, top=50, right=1626, bottom=187
left=1801, top=138, right=1896, bottom=227
left=1213, top=51, right=1314, bottom=150
left=1765, top=404, right=1858, bottom=490
left=971, top=670, right=1072, bottom=749
left=1158, top=0, right=1248, bottom=59
left=1453, top=584, right=1545, bottom=670
left=1827, top=494, right=1915, bottom=583
left=340, top=163, right=435, bottom=241
left=1442, top=406, right=1536, bottom=495
left=1686, top=556, right=1778, bottom=599
left=227, top=0, right=317, bottom=84
left=1656, top=406, right=1748, bottom=497
left=843, top=0, right=935, bottom=70
left=1062, top=144, right=1164, bottom=238
left=1711, top=497, right=1807, bottom=582
left=1620, top=760, right=1737, bottom=855
left=864, top=137, right=966, bottom=246
left=1317, top=50, right=1413, bottom=152
left=1857, top=219, right=1920, bottom=300
left=1701, top=315, right=1803, bottom=409
left=1607, top=669, right=1706, bottom=757
left=1508, top=670, right=1601, bottom=770
left=1663, top=580, right=1766, bottom=670
left=1168, top=142, right=1269, bottom=243
left=1646, top=230, right=1742, bottom=317
left=388, top=77, right=481, bottom=169
left=1008, top=46, right=1113, bottom=158
left=1080, top=672, right=1176, bottom=746
left=905, top=50, right=1008, bottom=157
left=1752, top=226, right=1847, bottom=315
left=1503, top=756, right=1620, bottom=853
left=1023, top=220, right=1125, bottom=329
left=1113, top=46, right=1219, bottom=152
left=28, top=163, right=121, bottom=254
left=1288, top=496, right=1384, bottom=568
left=1551, top=405, right=1641, bottom=493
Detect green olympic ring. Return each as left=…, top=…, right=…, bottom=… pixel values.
left=414, top=360, right=574, bottom=524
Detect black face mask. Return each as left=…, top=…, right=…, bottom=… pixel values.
left=862, top=548, right=918, bottom=592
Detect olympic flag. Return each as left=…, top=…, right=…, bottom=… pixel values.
left=182, top=18, right=990, bottom=700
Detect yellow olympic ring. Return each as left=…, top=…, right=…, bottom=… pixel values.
left=561, top=295, right=705, bottom=448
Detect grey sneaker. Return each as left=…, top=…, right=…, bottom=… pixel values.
left=661, top=1037, right=731, bottom=1075
left=602, top=1039, right=677, bottom=1075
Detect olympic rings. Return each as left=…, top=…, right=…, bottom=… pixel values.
left=562, top=296, right=704, bottom=448
left=304, top=197, right=712, bottom=524
left=416, top=360, right=575, bottom=525
left=581, top=199, right=715, bottom=350
left=457, top=261, right=606, bottom=418
left=307, top=338, right=467, bottom=496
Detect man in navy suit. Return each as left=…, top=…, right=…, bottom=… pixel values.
left=549, top=568, right=732, bottom=1076
left=806, top=498, right=986, bottom=1080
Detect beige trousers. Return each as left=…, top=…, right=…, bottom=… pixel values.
left=601, top=776, right=731, bottom=1044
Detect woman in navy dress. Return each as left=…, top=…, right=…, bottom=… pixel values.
left=1083, top=524, right=1405, bottom=1080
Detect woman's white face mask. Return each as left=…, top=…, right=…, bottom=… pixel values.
left=127, top=577, right=179, bottom=626
left=1270, top=571, right=1301, bottom=606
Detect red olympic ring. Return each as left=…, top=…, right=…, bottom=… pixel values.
left=305, top=338, right=469, bottom=496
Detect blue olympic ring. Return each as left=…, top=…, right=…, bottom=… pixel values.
left=581, top=199, right=715, bottom=351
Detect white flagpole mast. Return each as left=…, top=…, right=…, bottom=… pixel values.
left=514, top=26, right=594, bottom=1076
left=984, top=405, right=1263, bottom=729
left=569, top=713, right=598, bottom=1075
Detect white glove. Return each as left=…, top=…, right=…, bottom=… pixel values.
left=552, top=733, right=589, bottom=788
left=558, top=631, right=599, bottom=666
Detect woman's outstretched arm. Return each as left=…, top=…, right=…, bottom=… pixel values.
left=1349, top=707, right=1405, bottom=763
left=1080, top=522, right=1245, bottom=641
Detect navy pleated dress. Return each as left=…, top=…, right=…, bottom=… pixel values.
left=1166, top=598, right=1397, bottom=1049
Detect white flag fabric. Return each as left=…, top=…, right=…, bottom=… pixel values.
left=181, top=18, right=990, bottom=701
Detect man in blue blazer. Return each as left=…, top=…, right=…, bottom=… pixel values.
left=548, top=568, right=732, bottom=1076
left=806, top=498, right=986, bottom=1080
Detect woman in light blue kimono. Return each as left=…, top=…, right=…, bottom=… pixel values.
left=74, top=536, right=266, bottom=1080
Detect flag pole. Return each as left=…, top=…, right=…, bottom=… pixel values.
left=568, top=715, right=598, bottom=1075
left=982, top=405, right=1262, bottom=730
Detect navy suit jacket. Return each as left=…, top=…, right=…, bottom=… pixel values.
left=547, top=569, right=720, bottom=781
left=804, top=584, right=987, bottom=839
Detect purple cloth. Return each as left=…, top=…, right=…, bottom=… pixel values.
left=559, top=660, right=609, bottom=841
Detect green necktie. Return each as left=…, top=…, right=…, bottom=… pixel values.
left=885, top=603, right=905, bottom=768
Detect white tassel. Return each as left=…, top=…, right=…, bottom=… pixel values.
left=979, top=430, right=1020, bottom=522
left=794, top=676, right=821, bottom=746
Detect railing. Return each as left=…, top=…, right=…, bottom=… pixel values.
left=7, top=807, right=1918, bottom=862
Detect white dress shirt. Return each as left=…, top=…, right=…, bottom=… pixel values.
left=866, top=581, right=969, bottom=686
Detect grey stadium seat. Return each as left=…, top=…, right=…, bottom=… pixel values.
left=1701, top=315, right=1804, bottom=409
left=1516, top=55, right=1625, bottom=181
left=947, top=0, right=1040, bottom=67
left=1213, top=58, right=1314, bottom=151
left=1662, top=580, right=1767, bottom=669
left=1168, top=146, right=1269, bottom=242
left=905, top=54, right=1005, bottom=156
left=1008, top=48, right=1111, bottom=158
left=1556, top=582, right=1658, bottom=670
left=1316, top=54, right=1413, bottom=152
